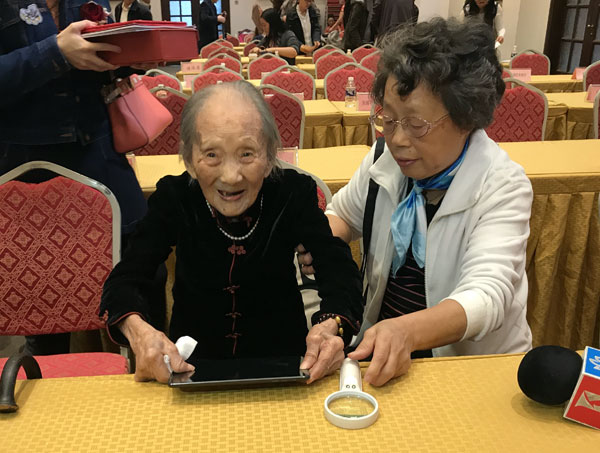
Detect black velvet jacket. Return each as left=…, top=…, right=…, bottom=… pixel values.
left=100, top=169, right=363, bottom=359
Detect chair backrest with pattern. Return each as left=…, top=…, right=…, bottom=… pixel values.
left=324, top=63, right=375, bottom=101
left=136, top=87, right=189, bottom=156
left=215, top=38, right=234, bottom=48
left=315, top=51, right=355, bottom=79
left=203, top=54, right=242, bottom=73
left=352, top=44, right=377, bottom=65
left=200, top=42, right=223, bottom=58
left=502, top=69, right=513, bottom=89
left=262, top=66, right=316, bottom=100
left=583, top=60, right=600, bottom=91
left=510, top=49, right=550, bottom=75
left=226, top=34, right=240, bottom=46
left=485, top=78, right=548, bottom=142
left=276, top=160, right=332, bottom=211
left=247, top=54, right=288, bottom=79
left=313, top=45, right=339, bottom=63
left=208, top=46, right=241, bottom=61
left=360, top=51, right=380, bottom=74
left=0, top=162, right=120, bottom=336
left=192, top=67, right=243, bottom=92
left=259, top=84, right=305, bottom=149
left=244, top=42, right=258, bottom=56
left=141, top=69, right=182, bottom=91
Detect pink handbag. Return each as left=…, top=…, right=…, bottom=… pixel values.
left=102, top=74, right=173, bottom=153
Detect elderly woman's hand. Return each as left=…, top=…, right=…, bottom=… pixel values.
left=295, top=243, right=315, bottom=275
left=347, top=317, right=413, bottom=386
left=300, top=318, right=345, bottom=383
left=119, top=314, right=195, bottom=383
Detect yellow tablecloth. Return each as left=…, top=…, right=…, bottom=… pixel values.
left=529, top=74, right=584, bottom=93
left=331, top=101, right=373, bottom=146
left=295, top=55, right=313, bottom=64
left=297, top=63, right=316, bottom=77
left=301, top=99, right=343, bottom=148
left=546, top=92, right=595, bottom=140
left=4, top=355, right=598, bottom=452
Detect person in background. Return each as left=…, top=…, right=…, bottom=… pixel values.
left=462, top=0, right=505, bottom=46
left=100, top=81, right=364, bottom=384
left=371, top=0, right=418, bottom=41
left=0, top=0, right=151, bottom=354
left=343, top=0, right=368, bottom=51
left=299, top=18, right=532, bottom=386
left=256, top=8, right=300, bottom=65
left=198, top=0, right=226, bottom=50
left=114, top=0, right=152, bottom=22
left=285, top=0, right=321, bottom=56
left=324, top=15, right=337, bottom=35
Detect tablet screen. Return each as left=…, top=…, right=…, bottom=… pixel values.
left=168, top=355, right=309, bottom=390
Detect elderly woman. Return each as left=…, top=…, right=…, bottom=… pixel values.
left=300, top=18, right=532, bottom=385
left=100, top=81, right=363, bottom=383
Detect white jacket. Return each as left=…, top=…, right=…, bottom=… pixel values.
left=326, top=129, right=533, bottom=356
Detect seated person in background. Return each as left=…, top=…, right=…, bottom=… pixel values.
left=100, top=81, right=363, bottom=384
left=255, top=8, right=301, bottom=65
left=285, top=0, right=321, bottom=56
left=114, top=0, right=152, bottom=22
left=299, top=18, right=533, bottom=386
left=324, top=16, right=337, bottom=35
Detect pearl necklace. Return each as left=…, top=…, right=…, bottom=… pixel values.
left=205, top=195, right=263, bottom=242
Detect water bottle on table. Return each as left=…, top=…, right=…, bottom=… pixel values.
left=345, top=76, right=356, bottom=109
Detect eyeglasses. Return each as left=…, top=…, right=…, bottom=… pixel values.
left=369, top=108, right=450, bottom=139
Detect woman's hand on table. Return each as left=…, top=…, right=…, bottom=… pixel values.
left=119, top=314, right=195, bottom=383
left=301, top=318, right=344, bottom=383
left=348, top=317, right=413, bottom=386
left=57, top=20, right=120, bottom=72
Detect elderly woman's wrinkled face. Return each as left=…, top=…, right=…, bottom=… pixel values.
left=382, top=76, right=469, bottom=180
left=186, top=92, right=272, bottom=217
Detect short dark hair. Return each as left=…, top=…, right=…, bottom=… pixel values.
left=261, top=8, right=287, bottom=41
left=372, top=17, right=505, bottom=132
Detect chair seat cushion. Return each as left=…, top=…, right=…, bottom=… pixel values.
left=0, top=352, right=128, bottom=379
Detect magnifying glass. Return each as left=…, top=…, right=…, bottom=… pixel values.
left=324, top=358, right=379, bottom=429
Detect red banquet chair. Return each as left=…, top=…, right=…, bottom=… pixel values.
left=226, top=34, right=240, bottom=46
left=352, top=44, right=377, bottom=65
left=243, top=41, right=259, bottom=56
left=192, top=67, right=243, bottom=93
left=136, top=87, right=189, bottom=156
left=313, top=45, right=339, bottom=64
left=315, top=50, right=355, bottom=79
left=324, top=62, right=375, bottom=101
left=509, top=49, right=550, bottom=76
left=583, top=60, right=600, bottom=91
left=247, top=53, right=287, bottom=80
left=199, top=40, right=232, bottom=58
left=203, top=54, right=242, bottom=74
left=259, top=84, right=305, bottom=149
left=208, top=46, right=241, bottom=61
left=360, top=51, right=380, bottom=74
left=486, top=78, right=548, bottom=142
left=276, top=159, right=332, bottom=211
left=141, top=69, right=182, bottom=91
left=262, top=65, right=316, bottom=100
left=0, top=161, right=126, bottom=383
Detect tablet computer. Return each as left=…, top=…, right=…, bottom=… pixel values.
left=168, top=355, right=309, bottom=391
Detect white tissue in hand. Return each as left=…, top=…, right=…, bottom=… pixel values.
left=174, top=336, right=198, bottom=360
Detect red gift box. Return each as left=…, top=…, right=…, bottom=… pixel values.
left=82, top=20, right=198, bottom=65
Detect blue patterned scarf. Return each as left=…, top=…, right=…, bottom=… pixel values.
left=391, top=138, right=470, bottom=273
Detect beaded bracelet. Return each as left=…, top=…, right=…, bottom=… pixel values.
left=316, top=313, right=344, bottom=338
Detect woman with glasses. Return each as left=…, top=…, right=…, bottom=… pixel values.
left=300, top=18, right=533, bottom=386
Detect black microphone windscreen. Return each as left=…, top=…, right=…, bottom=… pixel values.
left=517, top=345, right=583, bottom=405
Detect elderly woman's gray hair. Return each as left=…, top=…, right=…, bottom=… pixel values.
left=372, top=17, right=505, bottom=132
left=179, top=81, right=281, bottom=169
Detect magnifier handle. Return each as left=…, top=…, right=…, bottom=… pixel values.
left=339, top=358, right=362, bottom=392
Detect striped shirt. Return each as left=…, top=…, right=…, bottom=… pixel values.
left=378, top=190, right=445, bottom=359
